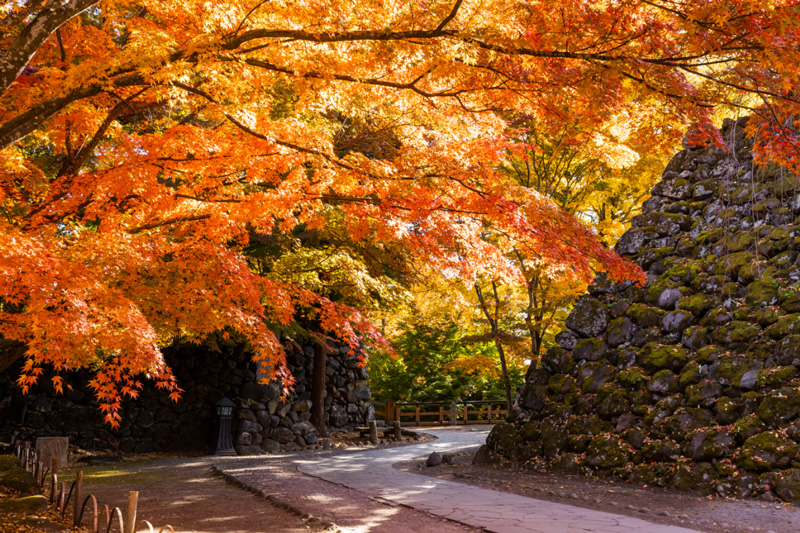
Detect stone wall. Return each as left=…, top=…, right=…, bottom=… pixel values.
left=0, top=335, right=372, bottom=455
left=232, top=340, right=372, bottom=454
left=486, top=117, right=800, bottom=502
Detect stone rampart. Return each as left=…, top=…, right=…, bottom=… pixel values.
left=486, top=117, right=800, bottom=502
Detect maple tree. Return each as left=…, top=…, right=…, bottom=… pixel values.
left=1, top=0, right=800, bottom=425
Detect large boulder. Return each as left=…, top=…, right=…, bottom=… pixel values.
left=565, top=296, right=609, bottom=338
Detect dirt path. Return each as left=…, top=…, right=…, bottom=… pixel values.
left=70, top=451, right=477, bottom=533
left=400, top=445, right=800, bottom=533
left=71, top=457, right=326, bottom=533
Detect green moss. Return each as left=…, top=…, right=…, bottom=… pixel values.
left=756, top=387, right=800, bottom=424
left=695, top=345, right=722, bottom=364
left=0, top=456, right=39, bottom=495
left=719, top=231, right=756, bottom=252
left=745, top=279, right=780, bottom=306
left=547, top=374, right=578, bottom=396
left=712, top=321, right=761, bottom=344
left=739, top=263, right=776, bottom=285
left=755, top=307, right=781, bottom=327
left=715, top=397, right=741, bottom=424
left=713, top=251, right=754, bottom=277
left=756, top=366, right=798, bottom=388
left=779, top=290, right=800, bottom=313
left=519, top=421, right=541, bottom=442
left=739, top=431, right=799, bottom=472
left=573, top=337, right=607, bottom=361
left=765, top=314, right=800, bottom=339
left=770, top=175, right=798, bottom=197
left=771, top=252, right=799, bottom=271
left=617, top=367, right=649, bottom=388
left=487, top=421, right=522, bottom=457
left=640, top=343, right=688, bottom=372
left=666, top=262, right=702, bottom=283
left=679, top=362, right=702, bottom=388
left=733, top=414, right=766, bottom=444
left=626, top=304, right=666, bottom=327
left=0, top=495, right=48, bottom=515
left=715, top=359, right=748, bottom=384
left=695, top=228, right=724, bottom=245
left=677, top=294, right=717, bottom=316
left=584, top=435, right=632, bottom=469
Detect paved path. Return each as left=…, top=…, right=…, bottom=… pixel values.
left=292, top=426, right=700, bottom=533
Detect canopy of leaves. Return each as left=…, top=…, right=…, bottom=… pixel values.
left=368, top=315, right=524, bottom=402
left=1, top=0, right=799, bottom=424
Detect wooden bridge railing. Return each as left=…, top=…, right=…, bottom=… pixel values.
left=371, top=400, right=507, bottom=426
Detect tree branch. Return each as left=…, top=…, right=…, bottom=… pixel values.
left=0, top=0, right=98, bottom=96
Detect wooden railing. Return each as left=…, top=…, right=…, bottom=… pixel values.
left=371, top=400, right=507, bottom=426
left=13, top=440, right=174, bottom=533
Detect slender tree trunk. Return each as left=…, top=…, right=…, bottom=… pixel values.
left=310, top=343, right=328, bottom=437
left=474, top=281, right=514, bottom=413
left=494, top=340, right=513, bottom=413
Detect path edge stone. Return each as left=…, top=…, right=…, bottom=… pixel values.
left=211, top=465, right=340, bottom=532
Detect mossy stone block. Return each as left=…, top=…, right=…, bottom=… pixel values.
left=677, top=294, right=717, bottom=316
left=739, top=431, right=799, bottom=472
left=486, top=421, right=522, bottom=457
left=766, top=314, right=800, bottom=339
left=668, top=462, right=717, bottom=495
left=775, top=468, right=800, bottom=502
left=584, top=435, right=631, bottom=469
left=745, top=279, right=780, bottom=306
left=640, top=344, right=688, bottom=372
left=565, top=296, right=610, bottom=338
left=756, top=387, right=800, bottom=424
left=626, top=304, right=666, bottom=327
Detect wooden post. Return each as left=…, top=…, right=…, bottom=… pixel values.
left=450, top=402, right=457, bottom=426
left=487, top=403, right=492, bottom=422
left=415, top=405, right=420, bottom=426
left=124, top=491, right=138, bottom=533
left=463, top=403, right=468, bottom=425
left=368, top=420, right=378, bottom=444
left=438, top=404, right=444, bottom=425
left=73, top=470, right=83, bottom=526
left=386, top=400, right=395, bottom=422
left=393, top=420, right=401, bottom=440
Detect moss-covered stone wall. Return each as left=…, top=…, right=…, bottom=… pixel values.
left=486, top=117, right=800, bottom=502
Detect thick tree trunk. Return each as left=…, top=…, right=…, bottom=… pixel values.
left=310, top=343, right=328, bottom=437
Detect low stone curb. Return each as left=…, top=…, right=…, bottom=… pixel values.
left=211, top=465, right=341, bottom=532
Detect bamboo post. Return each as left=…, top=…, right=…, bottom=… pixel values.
left=124, top=491, right=139, bottom=533
left=73, top=471, right=83, bottom=526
